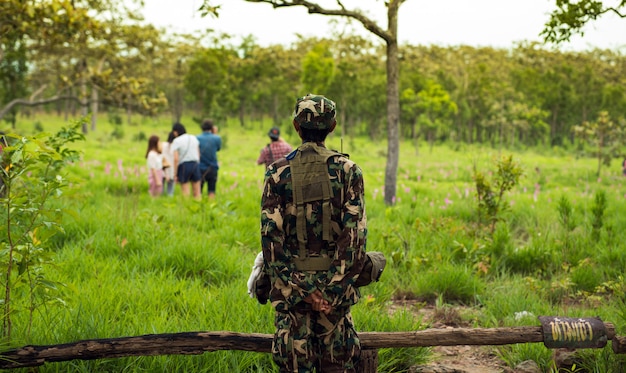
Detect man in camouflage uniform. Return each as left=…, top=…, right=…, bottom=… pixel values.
left=261, top=94, right=367, bottom=372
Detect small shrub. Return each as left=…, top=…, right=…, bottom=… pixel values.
left=0, top=120, right=85, bottom=341
left=569, top=259, right=603, bottom=293
left=556, top=194, right=576, bottom=232
left=473, top=155, right=524, bottom=234
left=133, top=131, right=147, bottom=142
left=590, top=189, right=607, bottom=240
left=547, top=277, right=575, bottom=304
left=111, top=124, right=125, bottom=140
left=377, top=347, right=429, bottom=373
left=497, top=343, right=553, bottom=371
left=33, top=121, right=44, bottom=132
left=432, top=303, right=463, bottom=326
left=502, top=245, right=554, bottom=275
left=488, top=223, right=512, bottom=259
left=108, top=111, right=123, bottom=125
left=416, top=264, right=484, bottom=304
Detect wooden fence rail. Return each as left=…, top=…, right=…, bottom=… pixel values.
left=0, top=323, right=624, bottom=370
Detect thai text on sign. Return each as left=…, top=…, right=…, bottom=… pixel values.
left=539, top=316, right=608, bottom=349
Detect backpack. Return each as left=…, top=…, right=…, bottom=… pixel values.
left=250, top=143, right=385, bottom=304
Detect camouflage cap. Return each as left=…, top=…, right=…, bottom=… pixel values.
left=293, top=93, right=336, bottom=130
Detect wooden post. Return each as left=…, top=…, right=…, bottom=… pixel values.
left=359, top=349, right=379, bottom=373
left=613, top=336, right=626, bottom=354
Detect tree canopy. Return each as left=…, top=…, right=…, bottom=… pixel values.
left=1, top=0, right=625, bottom=173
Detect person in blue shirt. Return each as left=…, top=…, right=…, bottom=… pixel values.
left=197, top=119, right=222, bottom=199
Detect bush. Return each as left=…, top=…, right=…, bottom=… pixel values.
left=569, top=259, right=603, bottom=293
left=111, top=124, right=125, bottom=140
left=501, top=244, right=555, bottom=276
left=33, top=121, right=44, bottom=132
left=133, top=131, right=147, bottom=142
left=415, top=264, right=484, bottom=304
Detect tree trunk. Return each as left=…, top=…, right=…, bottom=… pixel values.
left=79, top=60, right=88, bottom=134
left=65, top=87, right=72, bottom=121
left=126, top=94, right=132, bottom=125
left=273, top=94, right=280, bottom=125
left=91, top=85, right=98, bottom=131
left=383, top=3, right=400, bottom=206
left=239, top=100, right=245, bottom=127
left=340, top=97, right=347, bottom=140
left=173, top=59, right=184, bottom=123
left=550, top=107, right=559, bottom=145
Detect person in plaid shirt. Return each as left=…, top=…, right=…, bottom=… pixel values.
left=257, top=127, right=293, bottom=169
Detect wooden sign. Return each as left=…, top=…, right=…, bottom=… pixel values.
left=539, top=316, right=608, bottom=349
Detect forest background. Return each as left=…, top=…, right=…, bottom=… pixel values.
left=1, top=0, right=626, bottom=372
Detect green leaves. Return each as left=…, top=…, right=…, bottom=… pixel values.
left=0, top=118, right=85, bottom=341
left=542, top=0, right=626, bottom=44
left=473, top=155, right=524, bottom=234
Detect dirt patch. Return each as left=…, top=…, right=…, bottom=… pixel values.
left=417, top=344, right=513, bottom=373
left=390, top=298, right=514, bottom=373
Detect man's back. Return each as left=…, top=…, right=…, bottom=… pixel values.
left=197, top=131, right=221, bottom=170
left=258, top=140, right=293, bottom=168
left=261, top=142, right=367, bottom=312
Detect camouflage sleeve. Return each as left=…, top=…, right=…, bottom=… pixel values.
left=261, top=165, right=317, bottom=310
left=323, top=161, right=367, bottom=308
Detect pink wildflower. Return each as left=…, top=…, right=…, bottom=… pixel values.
left=117, top=159, right=124, bottom=177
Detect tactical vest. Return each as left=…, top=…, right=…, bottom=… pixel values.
left=290, top=142, right=344, bottom=272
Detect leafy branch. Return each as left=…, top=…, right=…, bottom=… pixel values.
left=0, top=119, right=85, bottom=341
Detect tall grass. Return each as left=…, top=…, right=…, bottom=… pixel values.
left=3, top=114, right=626, bottom=372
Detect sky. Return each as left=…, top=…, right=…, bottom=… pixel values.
left=139, top=0, right=626, bottom=51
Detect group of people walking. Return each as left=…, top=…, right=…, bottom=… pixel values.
left=145, top=119, right=221, bottom=200
left=145, top=119, right=296, bottom=200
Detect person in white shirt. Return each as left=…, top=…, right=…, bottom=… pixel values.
left=171, top=123, right=201, bottom=200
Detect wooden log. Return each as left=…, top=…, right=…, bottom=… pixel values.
left=0, top=332, right=273, bottom=369
left=0, top=324, right=618, bottom=369
left=361, top=327, right=544, bottom=348
left=613, top=336, right=626, bottom=354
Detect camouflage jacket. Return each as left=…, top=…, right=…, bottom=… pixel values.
left=260, top=142, right=367, bottom=313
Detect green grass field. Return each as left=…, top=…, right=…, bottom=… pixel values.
left=2, top=114, right=625, bottom=372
